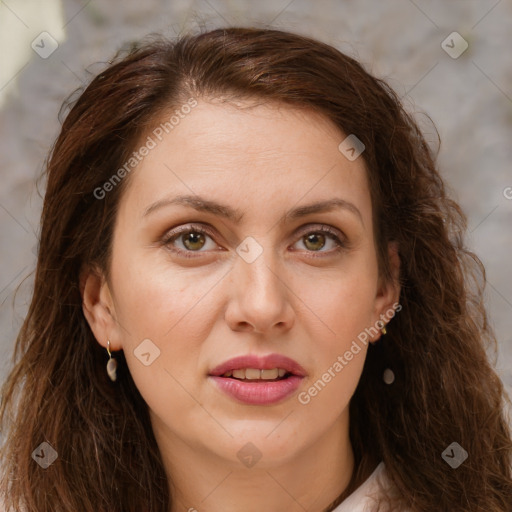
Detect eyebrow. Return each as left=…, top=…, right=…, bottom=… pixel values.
left=142, top=194, right=363, bottom=225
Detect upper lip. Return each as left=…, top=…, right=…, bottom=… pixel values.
left=209, top=353, right=307, bottom=377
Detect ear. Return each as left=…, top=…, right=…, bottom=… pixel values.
left=370, top=241, right=401, bottom=343
left=80, top=264, right=122, bottom=351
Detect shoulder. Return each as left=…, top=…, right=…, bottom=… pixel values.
left=332, top=462, right=410, bottom=512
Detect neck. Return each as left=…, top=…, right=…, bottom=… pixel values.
left=152, top=412, right=355, bottom=512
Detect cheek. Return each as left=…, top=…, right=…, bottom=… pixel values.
left=297, top=343, right=367, bottom=417
left=292, top=262, right=376, bottom=407
left=108, top=251, right=224, bottom=409
left=296, top=261, right=378, bottom=345
left=111, top=248, right=216, bottom=338
left=294, top=272, right=373, bottom=419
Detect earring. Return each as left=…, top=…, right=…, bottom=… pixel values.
left=383, top=368, right=395, bottom=385
left=378, top=321, right=393, bottom=383
left=106, top=340, right=117, bottom=382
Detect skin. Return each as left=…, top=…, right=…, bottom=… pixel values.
left=82, top=98, right=400, bottom=512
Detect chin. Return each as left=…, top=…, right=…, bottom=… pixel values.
left=205, top=423, right=309, bottom=468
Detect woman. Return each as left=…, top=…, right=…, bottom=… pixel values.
left=1, top=27, right=511, bottom=512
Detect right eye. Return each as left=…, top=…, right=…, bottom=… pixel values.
left=161, top=224, right=221, bottom=258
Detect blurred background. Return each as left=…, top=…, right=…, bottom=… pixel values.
left=0, top=0, right=511, bottom=400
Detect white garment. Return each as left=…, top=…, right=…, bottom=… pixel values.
left=331, top=461, right=388, bottom=512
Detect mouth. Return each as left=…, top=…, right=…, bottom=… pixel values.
left=219, top=368, right=291, bottom=381
left=208, top=354, right=306, bottom=405
left=209, top=353, right=306, bottom=379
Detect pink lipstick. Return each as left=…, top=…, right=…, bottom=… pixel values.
left=209, top=353, right=306, bottom=405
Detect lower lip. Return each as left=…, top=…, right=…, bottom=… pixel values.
left=209, top=375, right=303, bottom=405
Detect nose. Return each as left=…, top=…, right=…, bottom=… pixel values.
left=224, top=242, right=295, bottom=335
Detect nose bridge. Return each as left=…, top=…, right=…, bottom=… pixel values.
left=236, top=235, right=282, bottom=299
left=227, top=234, right=293, bottom=332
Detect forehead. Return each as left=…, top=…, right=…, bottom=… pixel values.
left=118, top=99, right=372, bottom=225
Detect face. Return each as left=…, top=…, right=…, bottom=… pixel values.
left=83, top=98, right=399, bottom=472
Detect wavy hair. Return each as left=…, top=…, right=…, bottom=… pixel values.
left=1, top=27, right=511, bottom=512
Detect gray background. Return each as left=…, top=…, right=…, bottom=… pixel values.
left=0, top=0, right=511, bottom=403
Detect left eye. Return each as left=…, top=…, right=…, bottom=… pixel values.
left=162, top=225, right=345, bottom=258
left=295, top=230, right=343, bottom=252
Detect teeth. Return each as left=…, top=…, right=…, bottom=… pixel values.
left=261, top=369, right=279, bottom=379
left=222, top=368, right=289, bottom=380
left=245, top=368, right=261, bottom=379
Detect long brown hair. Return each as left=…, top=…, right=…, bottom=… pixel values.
left=1, top=27, right=511, bottom=512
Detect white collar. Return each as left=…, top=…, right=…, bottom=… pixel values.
left=331, top=462, right=386, bottom=512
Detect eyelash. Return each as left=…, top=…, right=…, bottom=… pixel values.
left=160, top=223, right=347, bottom=259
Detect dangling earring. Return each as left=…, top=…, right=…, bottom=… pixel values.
left=378, top=322, right=394, bottom=384
left=106, top=339, right=117, bottom=382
